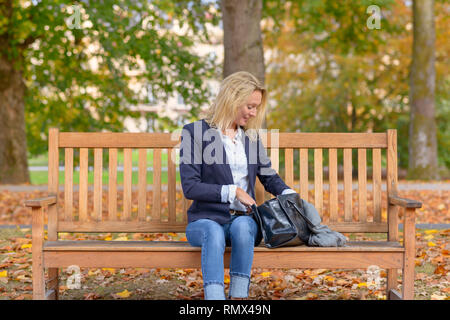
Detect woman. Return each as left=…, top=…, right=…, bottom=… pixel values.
left=179, top=71, right=296, bottom=300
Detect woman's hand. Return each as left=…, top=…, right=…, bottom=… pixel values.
left=235, top=187, right=257, bottom=213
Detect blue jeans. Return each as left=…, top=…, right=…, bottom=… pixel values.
left=186, top=215, right=259, bottom=300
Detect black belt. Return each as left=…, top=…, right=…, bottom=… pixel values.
left=229, top=209, right=247, bottom=216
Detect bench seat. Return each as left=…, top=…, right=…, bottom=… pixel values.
left=42, top=240, right=405, bottom=270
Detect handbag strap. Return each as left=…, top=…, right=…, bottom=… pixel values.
left=286, top=198, right=316, bottom=229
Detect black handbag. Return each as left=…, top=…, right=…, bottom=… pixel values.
left=251, top=192, right=311, bottom=248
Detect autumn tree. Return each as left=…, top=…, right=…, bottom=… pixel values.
left=407, top=0, right=439, bottom=179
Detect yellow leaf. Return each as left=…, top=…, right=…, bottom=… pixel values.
left=357, top=282, right=367, bottom=288
left=324, top=276, right=335, bottom=282
left=260, top=272, right=271, bottom=278
left=224, top=275, right=230, bottom=284
left=428, top=241, right=436, bottom=247
left=424, top=234, right=434, bottom=240
left=115, top=289, right=131, bottom=298
left=0, top=270, right=7, bottom=277
left=113, top=236, right=128, bottom=241
left=424, top=230, right=438, bottom=235
left=104, top=236, right=112, bottom=241
left=88, top=269, right=100, bottom=276
left=21, top=244, right=32, bottom=249
left=168, top=233, right=178, bottom=237
left=102, top=268, right=115, bottom=273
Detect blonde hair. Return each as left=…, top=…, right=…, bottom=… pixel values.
left=202, top=71, right=267, bottom=142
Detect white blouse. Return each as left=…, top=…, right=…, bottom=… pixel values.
left=218, top=127, right=296, bottom=211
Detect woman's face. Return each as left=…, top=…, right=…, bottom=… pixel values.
left=234, top=90, right=262, bottom=128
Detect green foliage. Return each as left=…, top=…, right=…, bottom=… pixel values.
left=0, top=0, right=220, bottom=156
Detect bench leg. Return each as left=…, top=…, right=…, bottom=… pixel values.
left=402, top=208, right=416, bottom=300
left=46, top=268, right=59, bottom=300
left=386, top=269, right=398, bottom=299
left=32, top=207, right=45, bottom=300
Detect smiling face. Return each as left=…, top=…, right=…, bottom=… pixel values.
left=233, top=90, right=262, bottom=129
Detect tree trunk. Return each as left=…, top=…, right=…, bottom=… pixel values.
left=0, top=54, right=30, bottom=184
left=220, top=0, right=267, bottom=128
left=407, top=0, right=439, bottom=180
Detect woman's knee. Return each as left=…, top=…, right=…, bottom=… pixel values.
left=186, top=219, right=226, bottom=249
left=230, top=216, right=257, bottom=243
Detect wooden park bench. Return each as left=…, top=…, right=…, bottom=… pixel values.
left=25, top=128, right=421, bottom=300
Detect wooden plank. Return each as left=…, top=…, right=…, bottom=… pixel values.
left=386, top=129, right=399, bottom=297
left=314, top=148, right=323, bottom=218
left=168, top=148, right=177, bottom=223
left=59, top=132, right=180, bottom=148
left=25, top=195, right=57, bottom=208
left=343, top=148, right=353, bottom=222
left=79, top=148, right=89, bottom=222
left=358, top=148, right=367, bottom=222
left=389, top=196, right=422, bottom=208
left=387, top=129, right=398, bottom=238
left=57, top=221, right=187, bottom=233
left=299, top=149, right=309, bottom=201
left=32, top=207, right=45, bottom=300
left=138, top=149, right=147, bottom=222
left=59, top=132, right=388, bottom=149
left=255, top=179, right=265, bottom=205
left=403, top=207, right=416, bottom=300
left=64, top=148, right=73, bottom=221
left=123, top=148, right=132, bottom=221
left=270, top=148, right=279, bottom=173
left=232, top=132, right=389, bottom=149
left=108, top=148, right=118, bottom=221
left=56, top=221, right=388, bottom=233
left=152, top=149, right=162, bottom=221
left=44, top=240, right=403, bottom=252
left=43, top=250, right=403, bottom=269
left=48, top=128, right=59, bottom=240
left=373, top=148, right=382, bottom=223
left=93, top=148, right=103, bottom=221
left=285, top=148, right=294, bottom=188
left=329, top=148, right=338, bottom=222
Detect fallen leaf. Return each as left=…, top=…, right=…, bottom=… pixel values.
left=115, top=289, right=131, bottom=298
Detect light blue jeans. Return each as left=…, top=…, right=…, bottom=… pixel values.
left=186, top=215, right=259, bottom=300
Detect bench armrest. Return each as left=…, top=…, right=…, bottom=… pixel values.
left=25, top=195, right=57, bottom=208
left=389, top=195, right=422, bottom=208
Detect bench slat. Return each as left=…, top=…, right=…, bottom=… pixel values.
left=329, top=148, right=338, bottom=222
left=43, top=240, right=404, bottom=252
left=358, top=148, right=367, bottom=223
left=168, top=148, right=177, bottom=223
left=138, top=149, right=147, bottom=221
left=123, top=148, right=133, bottom=221
left=79, top=148, right=89, bottom=222
left=314, top=148, right=323, bottom=219
left=373, top=148, right=382, bottom=223
left=93, top=148, right=103, bottom=221
left=56, top=221, right=388, bottom=233
left=64, top=148, right=73, bottom=222
left=108, top=148, right=118, bottom=221
left=152, top=149, right=162, bottom=221
left=344, top=148, right=352, bottom=222
left=285, top=148, right=294, bottom=189
left=299, top=148, right=308, bottom=201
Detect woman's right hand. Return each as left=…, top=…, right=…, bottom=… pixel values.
left=235, top=187, right=257, bottom=213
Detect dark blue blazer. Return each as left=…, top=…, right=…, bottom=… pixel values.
left=179, top=119, right=291, bottom=227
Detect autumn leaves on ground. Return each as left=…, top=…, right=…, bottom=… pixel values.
left=0, top=184, right=449, bottom=300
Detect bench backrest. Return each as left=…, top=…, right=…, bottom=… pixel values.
left=46, top=128, right=399, bottom=241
